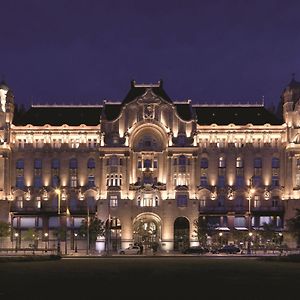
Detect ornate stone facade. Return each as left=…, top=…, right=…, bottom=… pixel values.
left=0, top=79, right=299, bottom=252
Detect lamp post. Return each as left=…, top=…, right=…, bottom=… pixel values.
left=65, top=207, right=70, bottom=255
left=74, top=233, right=78, bottom=253
left=247, top=178, right=255, bottom=255
left=55, top=188, right=61, bottom=255
left=106, top=199, right=111, bottom=256
left=44, top=232, right=49, bottom=253
left=14, top=232, right=19, bottom=253
left=219, top=232, right=223, bottom=246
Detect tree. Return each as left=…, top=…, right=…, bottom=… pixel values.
left=231, top=229, right=248, bottom=246
left=193, top=217, right=216, bottom=247
left=286, top=208, right=300, bottom=247
left=0, top=221, right=10, bottom=247
left=79, top=216, right=105, bottom=249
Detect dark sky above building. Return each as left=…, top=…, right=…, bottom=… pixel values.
left=1, top=0, right=300, bottom=108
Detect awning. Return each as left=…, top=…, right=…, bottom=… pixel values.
left=216, top=227, right=230, bottom=231
left=234, top=227, right=248, bottom=231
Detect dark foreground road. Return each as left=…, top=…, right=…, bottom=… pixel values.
left=0, top=257, right=299, bottom=300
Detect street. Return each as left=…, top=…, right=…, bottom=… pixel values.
left=0, top=256, right=299, bottom=300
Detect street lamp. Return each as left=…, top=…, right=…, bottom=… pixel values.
left=44, top=232, right=49, bottom=253
left=247, top=182, right=255, bottom=254
left=14, top=232, right=19, bottom=253
left=55, top=189, right=61, bottom=255
left=74, top=233, right=78, bottom=253
left=248, top=232, right=253, bottom=255
left=219, top=232, right=223, bottom=246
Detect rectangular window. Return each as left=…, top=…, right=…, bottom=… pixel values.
left=88, top=175, right=95, bottom=187
left=200, top=158, right=208, bottom=169
left=200, top=176, right=208, bottom=187
left=254, top=196, right=261, bottom=208
left=140, top=194, right=156, bottom=207
left=17, top=196, right=23, bottom=209
left=218, top=168, right=226, bottom=176
left=217, top=196, right=225, bottom=207
left=36, top=197, right=42, bottom=209
left=259, top=216, right=273, bottom=226
left=34, top=159, right=42, bottom=169
left=137, top=160, right=142, bottom=169
left=176, top=194, right=188, bottom=207
left=234, top=217, right=246, bottom=227
left=254, top=158, right=262, bottom=168
left=34, top=177, right=42, bottom=189
left=70, top=176, right=77, bottom=188
left=236, top=176, right=244, bottom=188
left=272, top=197, right=279, bottom=208
left=236, top=168, right=244, bottom=177
left=16, top=176, right=24, bottom=189
left=272, top=176, right=279, bottom=187
left=52, top=175, right=60, bottom=188
left=253, top=176, right=261, bottom=186
left=199, top=199, right=206, bottom=207
left=218, top=176, right=225, bottom=188
left=219, top=157, right=226, bottom=168
left=235, top=196, right=244, bottom=208
left=110, top=195, right=118, bottom=207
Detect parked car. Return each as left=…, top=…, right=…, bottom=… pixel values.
left=182, top=246, right=209, bottom=254
left=211, top=245, right=241, bottom=254
left=118, top=245, right=141, bottom=255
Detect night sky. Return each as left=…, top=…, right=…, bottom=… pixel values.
left=1, top=0, right=300, bottom=109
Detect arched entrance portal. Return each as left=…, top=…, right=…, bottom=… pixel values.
left=133, top=213, right=161, bottom=252
left=174, top=217, right=190, bottom=251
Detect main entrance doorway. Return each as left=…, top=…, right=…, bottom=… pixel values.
left=133, top=213, right=161, bottom=252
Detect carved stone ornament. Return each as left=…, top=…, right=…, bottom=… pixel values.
left=144, top=104, right=154, bottom=119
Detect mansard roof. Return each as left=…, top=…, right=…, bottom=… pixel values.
left=194, top=104, right=283, bottom=125
left=12, top=103, right=283, bottom=126
left=13, top=105, right=103, bottom=126
left=101, top=103, right=122, bottom=121
left=175, top=102, right=195, bottom=121
left=122, top=80, right=172, bottom=105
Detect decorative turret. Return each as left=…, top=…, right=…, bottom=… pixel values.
left=281, top=74, right=300, bottom=124
left=0, top=80, right=15, bottom=144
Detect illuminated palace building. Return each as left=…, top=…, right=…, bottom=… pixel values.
left=1, top=78, right=300, bottom=253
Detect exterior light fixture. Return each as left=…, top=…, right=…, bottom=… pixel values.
left=264, top=189, right=270, bottom=200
